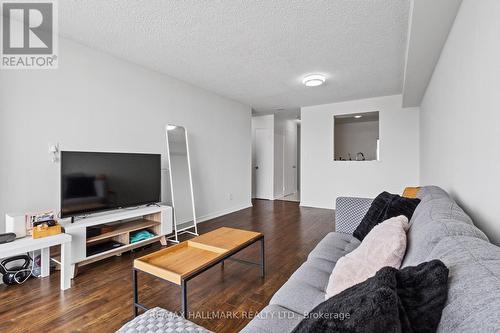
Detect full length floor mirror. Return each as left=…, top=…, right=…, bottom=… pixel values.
left=165, top=124, right=198, bottom=242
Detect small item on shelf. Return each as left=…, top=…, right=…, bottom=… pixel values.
left=87, top=225, right=115, bottom=238
left=100, top=225, right=114, bottom=234
left=33, top=219, right=57, bottom=228
left=25, top=210, right=55, bottom=236
left=0, top=233, right=16, bottom=244
left=86, top=227, right=101, bottom=238
left=130, top=230, right=155, bottom=244
left=87, top=240, right=123, bottom=257
left=32, top=223, right=62, bottom=239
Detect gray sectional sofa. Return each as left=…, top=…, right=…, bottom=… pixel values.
left=241, top=186, right=500, bottom=333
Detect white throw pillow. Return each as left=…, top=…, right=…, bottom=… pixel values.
left=325, top=215, right=409, bottom=299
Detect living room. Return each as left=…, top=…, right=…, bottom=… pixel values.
left=1, top=1, right=499, bottom=332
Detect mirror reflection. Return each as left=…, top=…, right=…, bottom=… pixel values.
left=166, top=125, right=196, bottom=230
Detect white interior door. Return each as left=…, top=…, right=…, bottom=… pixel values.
left=253, top=128, right=273, bottom=199
left=274, top=134, right=285, bottom=198
left=284, top=130, right=297, bottom=196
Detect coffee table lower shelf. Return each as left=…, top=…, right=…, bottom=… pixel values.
left=132, top=228, right=264, bottom=318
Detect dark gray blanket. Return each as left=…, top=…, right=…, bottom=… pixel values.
left=292, top=260, right=449, bottom=333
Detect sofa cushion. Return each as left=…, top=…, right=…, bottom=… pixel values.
left=271, top=233, right=361, bottom=315
left=288, top=262, right=332, bottom=291
left=240, top=304, right=304, bottom=333
left=415, top=185, right=451, bottom=204
left=408, top=186, right=453, bottom=225
left=403, top=219, right=488, bottom=267
left=402, top=196, right=488, bottom=267
left=269, top=278, right=326, bottom=316
left=410, top=197, right=473, bottom=227
left=428, top=199, right=474, bottom=225
left=306, top=257, right=337, bottom=274
left=426, top=236, right=500, bottom=333
left=307, top=232, right=360, bottom=263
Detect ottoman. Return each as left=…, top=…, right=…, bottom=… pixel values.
left=117, top=307, right=212, bottom=333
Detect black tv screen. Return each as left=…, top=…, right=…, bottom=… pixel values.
left=60, top=151, right=161, bottom=218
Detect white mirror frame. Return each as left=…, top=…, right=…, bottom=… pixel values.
left=165, top=124, right=198, bottom=243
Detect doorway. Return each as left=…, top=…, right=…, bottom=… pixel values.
left=252, top=114, right=300, bottom=202
left=276, top=123, right=300, bottom=202
left=253, top=127, right=274, bottom=200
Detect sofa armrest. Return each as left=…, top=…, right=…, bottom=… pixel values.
left=335, top=197, right=373, bottom=234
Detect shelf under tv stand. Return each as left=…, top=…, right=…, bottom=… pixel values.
left=60, top=205, right=173, bottom=278
left=86, top=219, right=161, bottom=244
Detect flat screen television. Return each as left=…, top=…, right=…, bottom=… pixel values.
left=60, top=151, right=161, bottom=218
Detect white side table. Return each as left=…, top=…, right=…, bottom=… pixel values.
left=0, top=233, right=72, bottom=290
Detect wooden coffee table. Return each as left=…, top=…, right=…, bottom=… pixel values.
left=132, top=227, right=265, bottom=317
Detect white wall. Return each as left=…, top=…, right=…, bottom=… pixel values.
left=420, top=0, right=500, bottom=244
left=301, top=95, right=419, bottom=209
left=0, top=38, right=252, bottom=232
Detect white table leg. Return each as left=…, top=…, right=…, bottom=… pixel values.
left=60, top=242, right=71, bottom=290
left=41, top=247, right=50, bottom=277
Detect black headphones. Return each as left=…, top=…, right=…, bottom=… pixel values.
left=0, top=254, right=33, bottom=285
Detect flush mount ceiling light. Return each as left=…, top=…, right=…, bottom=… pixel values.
left=354, top=115, right=362, bottom=119
left=302, top=74, right=326, bottom=87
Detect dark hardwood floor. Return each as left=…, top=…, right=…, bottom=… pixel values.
left=0, top=200, right=334, bottom=333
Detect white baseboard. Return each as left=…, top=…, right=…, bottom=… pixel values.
left=197, top=202, right=253, bottom=224
left=299, top=201, right=333, bottom=209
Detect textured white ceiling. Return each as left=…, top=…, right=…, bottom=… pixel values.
left=59, top=1, right=410, bottom=112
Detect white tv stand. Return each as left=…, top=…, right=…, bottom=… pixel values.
left=60, top=205, right=172, bottom=278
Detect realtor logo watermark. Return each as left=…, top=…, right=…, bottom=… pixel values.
left=1, top=0, right=58, bottom=69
